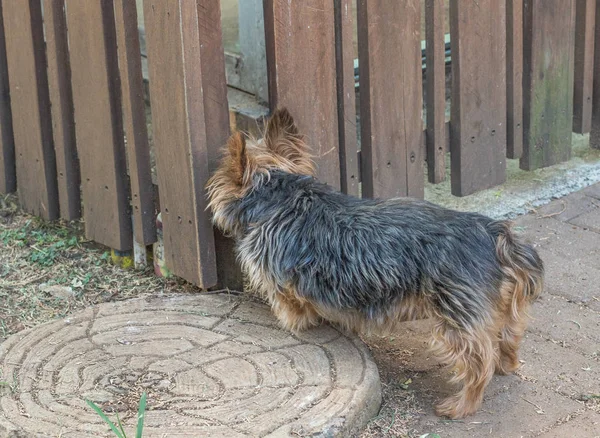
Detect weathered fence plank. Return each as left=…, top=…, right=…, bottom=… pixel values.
left=425, top=0, right=446, bottom=184
left=197, top=0, right=243, bottom=290
left=334, top=0, right=359, bottom=197
left=590, top=0, right=600, bottom=149
left=357, top=0, right=424, bottom=199
left=144, top=0, right=224, bottom=288
left=43, top=0, right=80, bottom=220
left=264, top=0, right=341, bottom=189
left=0, top=1, right=15, bottom=194
left=522, top=0, right=576, bottom=170
left=114, top=0, right=156, bottom=245
left=573, top=0, right=596, bottom=134
left=65, top=0, right=132, bottom=249
left=449, top=0, right=507, bottom=197
left=3, top=0, right=58, bottom=218
left=506, top=0, right=523, bottom=159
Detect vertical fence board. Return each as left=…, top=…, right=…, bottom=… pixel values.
left=65, top=0, right=132, bottom=249
left=590, top=0, right=600, bottom=149
left=425, top=0, right=446, bottom=183
left=506, top=0, right=523, bottom=159
left=264, top=0, right=341, bottom=189
left=196, top=0, right=242, bottom=290
left=357, top=0, right=424, bottom=199
left=114, top=0, right=156, bottom=245
left=44, top=0, right=80, bottom=220
left=449, top=0, right=506, bottom=197
left=0, top=1, right=15, bottom=194
left=573, top=0, right=596, bottom=134
left=3, top=0, right=58, bottom=218
left=334, top=0, right=359, bottom=196
left=522, top=0, right=576, bottom=170
left=144, top=0, right=218, bottom=288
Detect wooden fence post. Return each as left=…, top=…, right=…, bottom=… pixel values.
left=425, top=0, right=446, bottom=184
left=0, top=0, right=15, bottom=195
left=334, top=0, right=359, bottom=196
left=522, top=0, right=576, bottom=170
left=3, top=0, right=59, bottom=219
left=573, top=0, right=596, bottom=134
left=144, top=0, right=237, bottom=289
left=449, top=0, right=507, bottom=197
left=114, top=0, right=156, bottom=247
left=43, top=0, right=81, bottom=220
left=506, top=0, right=523, bottom=159
left=590, top=0, right=600, bottom=149
left=264, top=0, right=341, bottom=190
left=357, top=0, right=424, bottom=199
left=65, top=0, right=132, bottom=249
left=198, top=0, right=244, bottom=290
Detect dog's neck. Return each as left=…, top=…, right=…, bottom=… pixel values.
left=229, top=171, right=318, bottom=236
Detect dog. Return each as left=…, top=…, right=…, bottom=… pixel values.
left=206, top=108, right=544, bottom=419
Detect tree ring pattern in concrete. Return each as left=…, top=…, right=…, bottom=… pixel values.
left=0, top=294, right=381, bottom=437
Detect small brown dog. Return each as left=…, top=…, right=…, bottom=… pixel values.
left=207, top=108, right=544, bottom=419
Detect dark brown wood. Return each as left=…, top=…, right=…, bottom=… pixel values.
left=590, top=0, right=600, bottom=149
left=573, top=0, right=596, bottom=133
left=196, top=0, right=242, bottom=290
left=506, top=0, right=524, bottom=159
left=114, top=0, right=156, bottom=245
left=43, top=0, right=81, bottom=220
left=144, top=0, right=221, bottom=288
left=264, top=0, right=341, bottom=189
left=425, top=0, right=446, bottom=184
left=334, top=0, right=359, bottom=196
left=357, top=0, right=424, bottom=199
left=0, top=1, right=15, bottom=194
left=65, top=0, right=132, bottom=249
left=3, top=0, right=58, bottom=218
left=522, top=0, right=576, bottom=170
left=449, top=0, right=507, bottom=197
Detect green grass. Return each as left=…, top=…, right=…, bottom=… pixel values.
left=0, top=219, right=79, bottom=267
left=0, top=210, right=174, bottom=341
left=86, top=392, right=147, bottom=438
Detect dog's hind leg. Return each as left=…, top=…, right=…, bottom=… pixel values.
left=496, top=313, right=527, bottom=375
left=271, top=291, right=321, bottom=333
left=495, top=279, right=530, bottom=375
left=431, top=320, right=497, bottom=419
left=493, top=221, right=543, bottom=374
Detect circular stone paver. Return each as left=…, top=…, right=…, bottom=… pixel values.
left=0, top=294, right=381, bottom=437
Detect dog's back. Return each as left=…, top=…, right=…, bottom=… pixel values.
left=236, top=170, right=542, bottom=327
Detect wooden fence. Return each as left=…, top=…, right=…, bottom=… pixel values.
left=0, top=0, right=598, bottom=290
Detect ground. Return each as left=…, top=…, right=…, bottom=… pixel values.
left=1, top=184, right=600, bottom=437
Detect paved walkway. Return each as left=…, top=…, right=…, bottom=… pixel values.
left=382, top=183, right=600, bottom=437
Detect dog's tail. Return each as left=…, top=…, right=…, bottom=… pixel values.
left=491, top=220, right=544, bottom=313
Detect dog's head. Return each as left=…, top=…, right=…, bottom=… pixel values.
left=206, top=108, right=315, bottom=233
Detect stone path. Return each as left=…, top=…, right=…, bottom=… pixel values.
left=0, top=294, right=381, bottom=437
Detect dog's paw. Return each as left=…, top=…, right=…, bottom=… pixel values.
left=435, top=395, right=478, bottom=419
left=495, top=354, right=520, bottom=375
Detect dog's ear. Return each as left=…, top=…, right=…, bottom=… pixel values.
left=265, top=107, right=300, bottom=143
left=227, top=131, right=247, bottom=185
left=264, top=107, right=304, bottom=154
left=263, top=108, right=314, bottom=177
